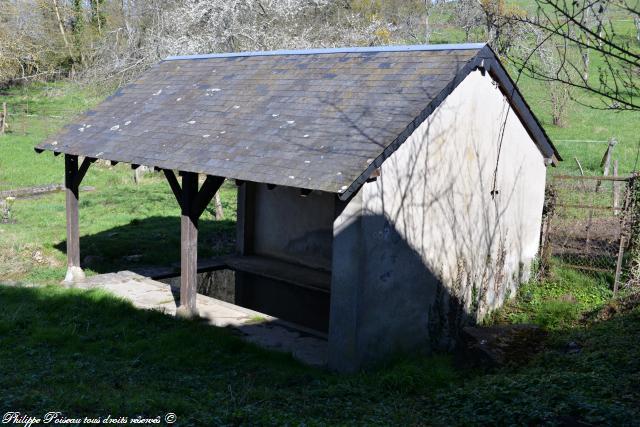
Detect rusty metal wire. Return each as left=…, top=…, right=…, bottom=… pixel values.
left=540, top=174, right=635, bottom=292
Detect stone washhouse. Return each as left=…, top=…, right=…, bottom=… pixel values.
left=36, top=43, right=560, bottom=372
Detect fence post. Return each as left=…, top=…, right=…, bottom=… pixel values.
left=600, top=137, right=617, bottom=174
left=596, top=137, right=617, bottom=195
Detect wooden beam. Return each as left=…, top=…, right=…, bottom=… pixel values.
left=194, top=175, right=224, bottom=218
left=64, top=154, right=84, bottom=282
left=178, top=172, right=199, bottom=317
left=163, top=169, right=183, bottom=209
left=73, top=157, right=95, bottom=188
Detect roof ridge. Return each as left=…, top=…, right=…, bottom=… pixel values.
left=164, top=43, right=487, bottom=61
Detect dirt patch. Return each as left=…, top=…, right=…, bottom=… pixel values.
left=550, top=217, right=622, bottom=254
left=456, top=324, right=547, bottom=368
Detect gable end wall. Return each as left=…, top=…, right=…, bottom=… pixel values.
left=328, top=70, right=547, bottom=371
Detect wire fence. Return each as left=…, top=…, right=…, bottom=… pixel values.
left=540, top=173, right=638, bottom=293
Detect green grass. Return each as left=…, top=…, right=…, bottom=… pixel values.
left=0, top=82, right=108, bottom=190
left=1, top=173, right=237, bottom=284
left=515, top=73, right=640, bottom=175
left=424, top=304, right=640, bottom=425
left=0, top=280, right=638, bottom=424
left=490, top=266, right=614, bottom=329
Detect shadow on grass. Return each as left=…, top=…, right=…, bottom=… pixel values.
left=0, top=284, right=460, bottom=424
left=1, top=284, right=638, bottom=424
left=53, top=215, right=236, bottom=274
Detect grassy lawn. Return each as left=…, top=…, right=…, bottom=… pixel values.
left=0, top=275, right=638, bottom=424
left=1, top=174, right=237, bottom=284
left=515, top=73, right=640, bottom=175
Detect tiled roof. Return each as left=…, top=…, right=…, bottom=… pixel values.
left=36, top=43, right=557, bottom=199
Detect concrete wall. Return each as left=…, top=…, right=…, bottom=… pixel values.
left=249, top=184, right=335, bottom=271
left=328, top=70, right=548, bottom=371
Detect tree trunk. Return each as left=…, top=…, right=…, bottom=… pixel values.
left=52, top=0, right=74, bottom=59
left=0, top=102, right=6, bottom=135
left=214, top=192, right=224, bottom=220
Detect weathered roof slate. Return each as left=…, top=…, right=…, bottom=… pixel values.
left=36, top=43, right=558, bottom=199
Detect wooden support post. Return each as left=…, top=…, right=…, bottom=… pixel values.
left=64, top=154, right=85, bottom=283
left=179, top=172, right=199, bottom=317
left=164, top=171, right=224, bottom=317
left=163, top=169, right=183, bottom=209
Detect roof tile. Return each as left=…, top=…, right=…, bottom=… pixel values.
left=35, top=44, right=526, bottom=195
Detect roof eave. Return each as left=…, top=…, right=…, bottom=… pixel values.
left=164, top=43, right=487, bottom=61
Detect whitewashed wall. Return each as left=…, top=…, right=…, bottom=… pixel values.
left=361, top=69, right=547, bottom=323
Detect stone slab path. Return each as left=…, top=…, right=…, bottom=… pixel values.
left=74, top=271, right=328, bottom=367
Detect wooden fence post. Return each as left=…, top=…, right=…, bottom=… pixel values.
left=614, top=178, right=634, bottom=295
left=596, top=137, right=617, bottom=194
